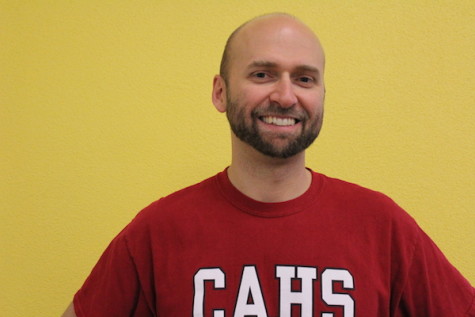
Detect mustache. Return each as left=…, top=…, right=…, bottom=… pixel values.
left=252, top=103, right=308, bottom=120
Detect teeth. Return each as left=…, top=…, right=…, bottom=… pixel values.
left=262, top=116, right=296, bottom=126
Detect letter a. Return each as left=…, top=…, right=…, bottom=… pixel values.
left=234, top=266, right=268, bottom=317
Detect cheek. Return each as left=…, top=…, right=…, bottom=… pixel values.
left=301, top=94, right=324, bottom=117
left=239, top=84, right=273, bottom=105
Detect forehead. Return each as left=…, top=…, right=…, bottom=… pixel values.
left=229, top=17, right=324, bottom=71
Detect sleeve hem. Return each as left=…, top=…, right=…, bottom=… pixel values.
left=73, top=292, right=85, bottom=317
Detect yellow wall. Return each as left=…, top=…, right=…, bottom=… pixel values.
left=1, top=1, right=473, bottom=315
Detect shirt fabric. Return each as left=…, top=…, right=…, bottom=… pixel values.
left=74, top=169, right=475, bottom=316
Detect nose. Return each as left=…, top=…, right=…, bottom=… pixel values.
left=269, top=75, right=298, bottom=108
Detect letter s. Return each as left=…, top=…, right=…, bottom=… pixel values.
left=321, top=268, right=355, bottom=317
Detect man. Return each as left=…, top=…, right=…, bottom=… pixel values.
left=62, top=13, right=474, bottom=316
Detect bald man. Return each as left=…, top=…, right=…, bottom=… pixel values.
left=62, top=13, right=474, bottom=317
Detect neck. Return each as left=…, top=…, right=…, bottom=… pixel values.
left=227, top=139, right=312, bottom=202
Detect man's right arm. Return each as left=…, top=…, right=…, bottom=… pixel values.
left=61, top=302, right=77, bottom=317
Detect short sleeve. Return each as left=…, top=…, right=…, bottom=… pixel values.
left=395, top=227, right=475, bottom=316
left=73, top=231, right=154, bottom=317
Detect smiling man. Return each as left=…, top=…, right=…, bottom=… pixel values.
left=211, top=14, right=326, bottom=203
left=214, top=16, right=325, bottom=161
left=62, top=13, right=474, bottom=317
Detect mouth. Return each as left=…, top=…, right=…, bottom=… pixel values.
left=259, top=116, right=300, bottom=126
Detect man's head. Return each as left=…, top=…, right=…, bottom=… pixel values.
left=212, top=13, right=326, bottom=159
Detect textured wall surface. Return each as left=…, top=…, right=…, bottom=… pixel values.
left=1, top=1, right=473, bottom=316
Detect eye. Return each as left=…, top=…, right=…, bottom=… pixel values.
left=295, top=75, right=315, bottom=87
left=252, top=72, right=268, bottom=79
left=249, top=71, right=274, bottom=83
left=299, top=76, right=313, bottom=83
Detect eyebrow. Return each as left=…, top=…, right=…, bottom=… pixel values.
left=247, top=60, right=320, bottom=76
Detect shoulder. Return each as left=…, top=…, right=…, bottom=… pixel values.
left=317, top=172, right=400, bottom=209
left=152, top=174, right=218, bottom=210
left=315, top=172, right=418, bottom=229
left=124, top=173, right=221, bottom=231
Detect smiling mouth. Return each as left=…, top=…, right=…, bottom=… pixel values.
left=260, top=116, right=299, bottom=126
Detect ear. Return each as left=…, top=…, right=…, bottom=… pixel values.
left=212, top=75, right=227, bottom=113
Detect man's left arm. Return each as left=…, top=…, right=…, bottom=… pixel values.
left=394, top=227, right=474, bottom=316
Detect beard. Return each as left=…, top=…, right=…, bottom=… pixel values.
left=225, top=96, right=323, bottom=159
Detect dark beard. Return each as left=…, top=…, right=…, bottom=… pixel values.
left=226, top=99, right=322, bottom=159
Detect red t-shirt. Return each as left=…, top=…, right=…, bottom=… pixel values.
left=74, top=169, right=475, bottom=316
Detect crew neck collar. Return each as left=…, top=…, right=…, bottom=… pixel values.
left=215, top=168, right=323, bottom=218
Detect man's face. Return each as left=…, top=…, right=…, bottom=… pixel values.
left=225, top=89, right=322, bottom=159
left=222, top=17, right=325, bottom=159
